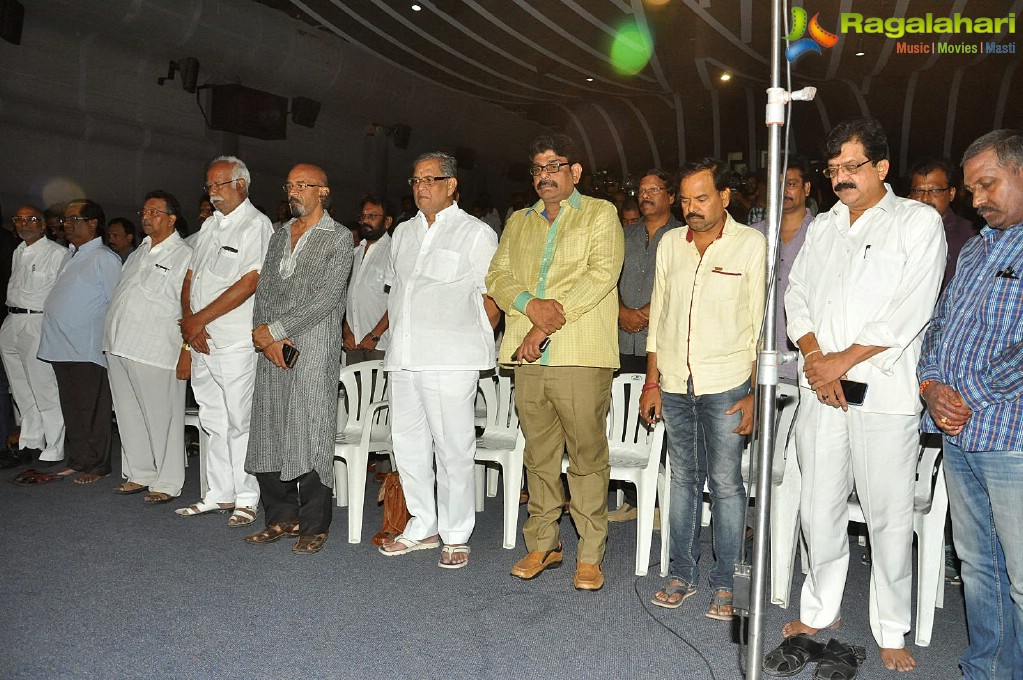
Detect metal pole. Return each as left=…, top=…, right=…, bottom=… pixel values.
left=746, top=0, right=785, bottom=676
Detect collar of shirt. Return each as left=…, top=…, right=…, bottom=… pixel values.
left=69, top=236, right=105, bottom=257
left=827, top=182, right=899, bottom=224
left=214, top=198, right=258, bottom=230
left=526, top=188, right=583, bottom=219
left=141, top=231, right=184, bottom=255
left=684, top=212, right=740, bottom=244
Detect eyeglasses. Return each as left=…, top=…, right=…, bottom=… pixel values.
left=358, top=212, right=384, bottom=220
left=822, top=159, right=872, bottom=178
left=11, top=216, right=42, bottom=225
left=283, top=182, right=324, bottom=192
left=137, top=208, right=171, bottom=218
left=907, top=187, right=950, bottom=197
left=407, top=176, right=452, bottom=187
left=61, top=216, right=91, bottom=225
left=528, top=160, right=572, bottom=176
left=638, top=186, right=667, bottom=196
left=204, top=178, right=239, bottom=192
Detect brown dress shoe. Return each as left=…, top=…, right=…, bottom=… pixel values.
left=245, top=521, right=300, bottom=545
left=510, top=543, right=563, bottom=580
left=574, top=562, right=605, bottom=591
left=292, top=533, right=328, bottom=554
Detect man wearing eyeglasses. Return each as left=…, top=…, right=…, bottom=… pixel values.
left=342, top=195, right=393, bottom=365
left=378, top=152, right=499, bottom=569
left=103, top=191, right=192, bottom=503
left=0, top=206, right=70, bottom=471
left=487, top=134, right=624, bottom=591
left=907, top=157, right=978, bottom=293
left=176, top=156, right=272, bottom=528
left=37, top=199, right=122, bottom=485
left=771, top=119, right=945, bottom=673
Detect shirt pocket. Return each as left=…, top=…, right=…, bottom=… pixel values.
left=210, top=247, right=240, bottom=279
left=141, top=264, right=171, bottom=296
left=421, top=248, right=462, bottom=283
left=707, top=267, right=744, bottom=301
left=855, top=250, right=906, bottom=299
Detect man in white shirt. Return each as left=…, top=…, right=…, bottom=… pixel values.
left=176, top=156, right=272, bottom=528
left=342, top=195, right=392, bottom=364
left=104, top=190, right=192, bottom=503
left=378, top=152, right=499, bottom=569
left=769, top=119, right=945, bottom=674
left=1, top=205, right=70, bottom=468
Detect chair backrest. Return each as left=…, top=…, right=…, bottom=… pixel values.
left=338, top=360, right=387, bottom=436
left=914, top=444, right=943, bottom=513
left=477, top=371, right=517, bottom=435
left=607, top=373, right=659, bottom=465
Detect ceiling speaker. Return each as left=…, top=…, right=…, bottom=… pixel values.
left=209, top=84, right=288, bottom=140
left=291, top=97, right=321, bottom=128
left=1, top=0, right=25, bottom=45
left=390, top=124, right=411, bottom=150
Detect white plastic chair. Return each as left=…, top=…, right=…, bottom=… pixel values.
left=846, top=444, right=946, bottom=646
left=183, top=404, right=210, bottom=498
left=564, top=372, right=665, bottom=576
left=473, top=372, right=524, bottom=549
left=332, top=361, right=391, bottom=544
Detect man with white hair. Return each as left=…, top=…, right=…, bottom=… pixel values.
left=176, top=156, right=272, bottom=528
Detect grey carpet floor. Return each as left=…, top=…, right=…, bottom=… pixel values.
left=0, top=454, right=967, bottom=679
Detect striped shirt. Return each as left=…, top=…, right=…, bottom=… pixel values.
left=918, top=223, right=1023, bottom=451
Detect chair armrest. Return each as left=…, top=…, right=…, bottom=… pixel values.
left=360, top=400, right=390, bottom=448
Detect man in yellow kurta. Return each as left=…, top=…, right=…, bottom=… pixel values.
left=486, top=134, right=624, bottom=591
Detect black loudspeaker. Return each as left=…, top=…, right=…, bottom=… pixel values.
left=455, top=145, right=476, bottom=170
left=1, top=0, right=25, bottom=45
left=179, top=58, right=199, bottom=94
left=391, top=124, right=411, bottom=150
left=209, top=84, right=288, bottom=140
left=291, top=96, right=321, bottom=128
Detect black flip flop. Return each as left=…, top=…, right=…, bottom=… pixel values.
left=763, top=634, right=826, bottom=676
left=814, top=639, right=867, bottom=680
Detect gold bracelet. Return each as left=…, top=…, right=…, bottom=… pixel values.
left=181, top=342, right=190, bottom=351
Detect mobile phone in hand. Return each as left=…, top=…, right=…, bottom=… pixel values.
left=282, top=343, right=300, bottom=368
left=511, top=337, right=550, bottom=362
left=839, top=379, right=868, bottom=406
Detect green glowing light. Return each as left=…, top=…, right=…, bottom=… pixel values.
left=610, top=21, right=653, bottom=76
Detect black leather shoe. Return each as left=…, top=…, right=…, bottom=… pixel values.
left=0, top=451, right=22, bottom=469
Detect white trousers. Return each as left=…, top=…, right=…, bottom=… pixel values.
left=389, top=369, right=478, bottom=544
left=795, top=388, right=918, bottom=649
left=0, top=313, right=65, bottom=461
left=108, top=355, right=186, bottom=496
left=190, top=345, right=259, bottom=507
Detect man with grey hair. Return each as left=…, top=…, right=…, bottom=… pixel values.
left=918, top=129, right=1023, bottom=679
left=378, top=152, right=499, bottom=569
left=176, top=156, right=272, bottom=528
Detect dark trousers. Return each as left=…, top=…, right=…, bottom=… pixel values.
left=255, top=470, right=333, bottom=535
left=52, top=361, right=112, bottom=476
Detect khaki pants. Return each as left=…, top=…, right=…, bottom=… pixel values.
left=515, top=365, right=613, bottom=564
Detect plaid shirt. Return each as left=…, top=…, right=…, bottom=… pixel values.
left=918, top=223, right=1023, bottom=451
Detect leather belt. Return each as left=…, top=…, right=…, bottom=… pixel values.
left=6, top=306, right=43, bottom=314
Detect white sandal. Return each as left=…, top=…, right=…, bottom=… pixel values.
left=378, top=534, right=441, bottom=556
left=438, top=544, right=470, bottom=569
left=175, top=499, right=233, bottom=517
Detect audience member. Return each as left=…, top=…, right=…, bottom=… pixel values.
left=176, top=156, right=271, bottom=527
left=378, top=152, right=499, bottom=570
left=640, top=159, right=764, bottom=619
left=44, top=203, right=66, bottom=246
left=38, top=199, right=122, bottom=484
left=343, top=195, right=392, bottom=364
left=1, top=205, right=69, bottom=471
left=619, top=197, right=641, bottom=227
left=773, top=118, right=945, bottom=673
left=245, top=164, right=353, bottom=554
left=106, top=217, right=136, bottom=263
left=486, top=134, right=624, bottom=591
left=744, top=171, right=767, bottom=223
left=907, top=157, right=978, bottom=292
left=104, top=190, right=191, bottom=503
left=918, top=129, right=1023, bottom=680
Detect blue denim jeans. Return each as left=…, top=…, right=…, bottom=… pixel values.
left=662, top=383, right=748, bottom=593
left=943, top=439, right=1023, bottom=680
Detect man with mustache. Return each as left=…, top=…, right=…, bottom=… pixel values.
left=769, top=119, right=945, bottom=674
left=750, top=156, right=814, bottom=383
left=639, top=159, right=765, bottom=618
left=342, top=195, right=392, bottom=364
left=487, top=133, right=624, bottom=590
left=177, top=156, right=272, bottom=528
left=918, top=129, right=1023, bottom=679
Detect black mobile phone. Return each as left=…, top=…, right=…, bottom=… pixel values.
left=282, top=344, right=300, bottom=368
left=511, top=337, right=550, bottom=362
left=839, top=379, right=868, bottom=406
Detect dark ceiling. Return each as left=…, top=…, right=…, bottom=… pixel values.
left=256, top=0, right=1021, bottom=180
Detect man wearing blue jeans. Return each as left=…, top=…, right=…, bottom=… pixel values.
left=918, top=129, right=1023, bottom=680
left=640, top=158, right=765, bottom=619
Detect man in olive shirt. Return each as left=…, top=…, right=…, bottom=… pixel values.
left=486, top=133, right=624, bottom=591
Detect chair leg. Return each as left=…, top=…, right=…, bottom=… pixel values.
left=634, top=482, right=654, bottom=577
left=474, top=463, right=486, bottom=512
left=333, top=459, right=349, bottom=508
left=502, top=461, right=521, bottom=550
left=346, top=452, right=368, bottom=544
left=198, top=428, right=209, bottom=499
left=486, top=466, right=499, bottom=498
left=658, top=474, right=671, bottom=578
left=914, top=519, right=946, bottom=647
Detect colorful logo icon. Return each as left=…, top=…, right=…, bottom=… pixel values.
left=785, top=8, right=839, bottom=62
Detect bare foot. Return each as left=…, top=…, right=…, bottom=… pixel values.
left=880, top=647, right=916, bottom=672
left=439, top=543, right=470, bottom=567
left=54, top=467, right=77, bottom=477
left=782, top=618, right=842, bottom=638
left=74, top=473, right=108, bottom=485
left=379, top=533, right=440, bottom=553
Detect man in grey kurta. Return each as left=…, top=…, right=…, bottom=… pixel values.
left=244, top=164, right=353, bottom=555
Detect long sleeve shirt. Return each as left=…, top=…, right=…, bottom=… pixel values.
left=785, top=185, right=946, bottom=415
left=647, top=214, right=766, bottom=395
left=618, top=215, right=682, bottom=357
left=6, top=237, right=70, bottom=310
left=918, top=223, right=1023, bottom=451
left=346, top=233, right=391, bottom=350
left=486, top=189, right=624, bottom=368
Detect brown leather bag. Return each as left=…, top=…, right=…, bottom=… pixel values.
left=372, top=471, right=411, bottom=546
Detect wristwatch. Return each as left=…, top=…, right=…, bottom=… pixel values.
left=369, top=333, right=381, bottom=343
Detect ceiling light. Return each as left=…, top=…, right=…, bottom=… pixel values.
left=411, top=4, right=422, bottom=10
left=586, top=77, right=594, bottom=82
left=855, top=50, right=865, bottom=56
left=720, top=72, right=732, bottom=82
